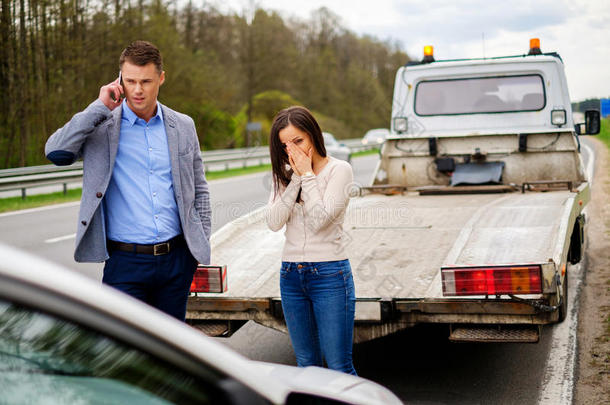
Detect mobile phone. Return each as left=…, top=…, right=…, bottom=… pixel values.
left=110, top=71, right=125, bottom=102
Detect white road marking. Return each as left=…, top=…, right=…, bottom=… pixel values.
left=44, top=233, right=76, bottom=244
left=538, top=140, right=595, bottom=404
left=537, top=262, right=582, bottom=405
left=0, top=201, right=81, bottom=217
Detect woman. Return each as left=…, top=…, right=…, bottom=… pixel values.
left=266, top=106, right=356, bottom=375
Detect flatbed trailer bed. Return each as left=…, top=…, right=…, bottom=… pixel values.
left=187, top=183, right=588, bottom=343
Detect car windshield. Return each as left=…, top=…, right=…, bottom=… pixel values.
left=415, top=74, right=545, bottom=115
left=0, top=300, right=218, bottom=403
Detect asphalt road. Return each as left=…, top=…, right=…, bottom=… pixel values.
left=0, top=154, right=379, bottom=278
left=0, top=142, right=596, bottom=404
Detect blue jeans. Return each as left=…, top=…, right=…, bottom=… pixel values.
left=280, top=259, right=357, bottom=375
left=103, top=241, right=197, bottom=321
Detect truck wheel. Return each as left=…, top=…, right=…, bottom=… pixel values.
left=558, top=269, right=568, bottom=322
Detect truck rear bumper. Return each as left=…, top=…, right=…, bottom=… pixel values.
left=186, top=296, right=558, bottom=342
left=395, top=298, right=558, bottom=323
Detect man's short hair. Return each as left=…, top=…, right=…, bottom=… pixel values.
left=119, top=41, right=163, bottom=73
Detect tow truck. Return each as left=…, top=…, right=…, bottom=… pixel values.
left=186, top=39, right=600, bottom=343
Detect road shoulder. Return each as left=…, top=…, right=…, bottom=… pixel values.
left=575, top=137, right=610, bottom=404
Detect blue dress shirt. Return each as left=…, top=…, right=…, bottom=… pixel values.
left=104, top=101, right=182, bottom=244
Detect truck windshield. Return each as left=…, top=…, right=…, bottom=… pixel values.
left=415, top=74, right=545, bottom=115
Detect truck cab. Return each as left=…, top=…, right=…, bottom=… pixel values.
left=377, top=42, right=598, bottom=190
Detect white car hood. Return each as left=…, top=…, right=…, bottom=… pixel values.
left=250, top=361, right=403, bottom=405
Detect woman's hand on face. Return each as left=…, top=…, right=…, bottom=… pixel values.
left=286, top=141, right=313, bottom=175
left=288, top=154, right=300, bottom=177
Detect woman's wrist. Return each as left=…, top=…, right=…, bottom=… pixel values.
left=296, top=163, right=312, bottom=174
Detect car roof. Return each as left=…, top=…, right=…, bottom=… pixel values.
left=0, top=243, right=289, bottom=403
left=365, top=128, right=389, bottom=135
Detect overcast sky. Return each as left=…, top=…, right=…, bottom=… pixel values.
left=218, top=0, right=609, bottom=102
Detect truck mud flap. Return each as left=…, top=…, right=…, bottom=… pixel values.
left=449, top=324, right=540, bottom=343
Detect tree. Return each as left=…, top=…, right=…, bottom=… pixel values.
left=0, top=1, right=409, bottom=168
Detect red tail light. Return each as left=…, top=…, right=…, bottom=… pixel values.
left=191, top=265, right=227, bottom=293
left=442, top=265, right=542, bottom=296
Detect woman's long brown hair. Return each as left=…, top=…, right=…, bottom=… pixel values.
left=269, top=106, right=327, bottom=198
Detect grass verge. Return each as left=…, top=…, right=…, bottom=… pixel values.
left=351, top=148, right=380, bottom=158
left=0, top=188, right=83, bottom=213
left=206, top=163, right=271, bottom=180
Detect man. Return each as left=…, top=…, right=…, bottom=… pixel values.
left=45, top=41, right=211, bottom=320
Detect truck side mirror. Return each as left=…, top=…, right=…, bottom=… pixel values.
left=584, top=110, right=600, bottom=135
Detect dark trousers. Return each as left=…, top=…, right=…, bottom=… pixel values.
left=103, top=241, right=197, bottom=321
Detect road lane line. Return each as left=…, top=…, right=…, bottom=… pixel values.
left=0, top=201, right=81, bottom=217
left=538, top=262, right=582, bottom=405
left=44, top=233, right=76, bottom=244
left=538, top=140, right=595, bottom=404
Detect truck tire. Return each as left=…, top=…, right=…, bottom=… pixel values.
left=568, top=215, right=585, bottom=265
left=558, top=269, right=568, bottom=322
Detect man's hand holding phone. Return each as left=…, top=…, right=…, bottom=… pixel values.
left=99, top=72, right=124, bottom=110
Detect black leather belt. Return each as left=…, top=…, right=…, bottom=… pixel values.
left=107, top=235, right=184, bottom=256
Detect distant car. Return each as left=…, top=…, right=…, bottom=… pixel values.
left=362, top=128, right=390, bottom=146
left=0, top=244, right=402, bottom=405
left=323, top=132, right=352, bottom=163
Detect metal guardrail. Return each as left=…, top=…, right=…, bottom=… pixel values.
left=0, top=138, right=377, bottom=198
left=0, top=171, right=84, bottom=198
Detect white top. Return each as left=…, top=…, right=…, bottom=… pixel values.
left=266, top=156, right=354, bottom=262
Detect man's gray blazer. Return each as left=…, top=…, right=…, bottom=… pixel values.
left=45, top=99, right=211, bottom=264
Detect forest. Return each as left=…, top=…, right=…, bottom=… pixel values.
left=0, top=0, right=409, bottom=168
